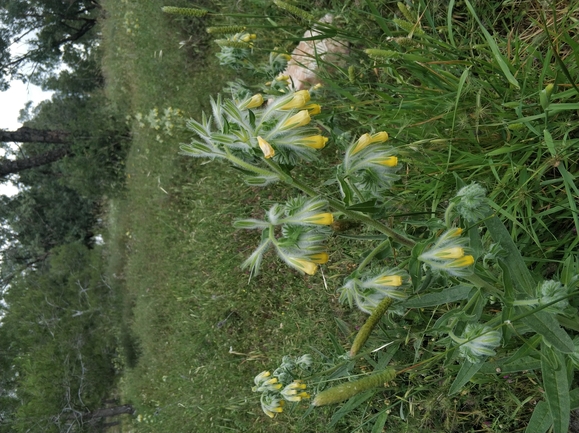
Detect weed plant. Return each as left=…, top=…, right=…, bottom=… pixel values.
left=165, top=0, right=579, bottom=432
left=103, top=0, right=579, bottom=432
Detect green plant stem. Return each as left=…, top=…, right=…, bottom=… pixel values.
left=224, top=150, right=279, bottom=179
left=465, top=273, right=501, bottom=295
left=262, top=159, right=416, bottom=248
left=357, top=239, right=391, bottom=273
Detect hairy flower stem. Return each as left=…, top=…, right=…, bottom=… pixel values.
left=465, top=274, right=501, bottom=296
left=225, top=150, right=279, bottom=179
left=262, top=159, right=416, bottom=248
left=349, top=296, right=394, bottom=357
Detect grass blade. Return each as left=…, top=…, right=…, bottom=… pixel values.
left=463, top=0, right=520, bottom=89
left=484, top=215, right=535, bottom=296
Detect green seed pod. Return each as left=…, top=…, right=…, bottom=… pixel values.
left=350, top=296, right=393, bottom=356
left=397, top=2, right=416, bottom=23
left=540, top=83, right=554, bottom=111
left=161, top=6, right=208, bottom=17
left=206, top=26, right=247, bottom=34
left=313, top=368, right=396, bottom=406
left=392, top=18, right=424, bottom=36
left=273, top=0, right=315, bottom=21
left=348, top=66, right=356, bottom=83
left=507, top=122, right=524, bottom=131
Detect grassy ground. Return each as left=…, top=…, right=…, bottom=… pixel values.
left=100, top=0, right=578, bottom=432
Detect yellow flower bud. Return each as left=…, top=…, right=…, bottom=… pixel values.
left=288, top=257, right=318, bottom=275
left=448, top=255, right=475, bottom=268
left=350, top=133, right=372, bottom=155
left=299, top=135, right=328, bottom=149
left=244, top=93, right=264, bottom=109
left=375, top=156, right=398, bottom=167
left=276, top=74, right=290, bottom=81
left=435, top=247, right=465, bottom=259
left=257, top=136, right=275, bottom=159
left=279, top=90, right=310, bottom=110
left=302, top=212, right=334, bottom=225
left=308, top=252, right=329, bottom=264
left=281, top=110, right=311, bottom=130
left=371, top=131, right=389, bottom=143
left=305, top=103, right=321, bottom=115
left=375, top=275, right=403, bottom=286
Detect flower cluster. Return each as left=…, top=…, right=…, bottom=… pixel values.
left=214, top=31, right=256, bottom=68
left=339, top=132, right=401, bottom=200
left=182, top=89, right=326, bottom=178
left=234, top=197, right=333, bottom=276
left=418, top=228, right=475, bottom=277
left=454, top=323, right=502, bottom=363
left=339, top=269, right=410, bottom=313
left=513, top=279, right=573, bottom=315
left=452, top=182, right=490, bottom=223
left=252, top=355, right=313, bottom=418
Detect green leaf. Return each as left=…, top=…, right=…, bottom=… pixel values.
left=520, top=309, right=575, bottom=354
left=540, top=343, right=570, bottom=433
left=525, top=401, right=552, bottom=433
left=479, top=356, right=541, bottom=374
left=371, top=410, right=389, bottom=433
left=329, top=390, right=375, bottom=426
left=484, top=215, right=535, bottom=296
left=337, top=175, right=353, bottom=206
left=401, top=285, right=472, bottom=308
left=346, top=199, right=380, bottom=213
left=449, top=359, right=485, bottom=395
left=504, top=334, right=542, bottom=365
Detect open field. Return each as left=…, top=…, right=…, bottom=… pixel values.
left=100, top=1, right=579, bottom=432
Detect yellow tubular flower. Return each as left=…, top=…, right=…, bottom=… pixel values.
left=299, top=135, right=328, bottom=149
left=281, top=110, right=311, bottom=130
left=305, top=103, right=321, bottom=115
left=302, top=213, right=334, bottom=225
left=350, top=133, right=372, bottom=155
left=434, top=247, right=465, bottom=259
left=276, top=74, right=290, bottom=81
left=308, top=252, right=329, bottom=264
left=374, top=156, right=398, bottom=167
left=244, top=93, right=264, bottom=109
left=371, top=131, right=389, bottom=143
left=279, top=90, right=311, bottom=110
left=448, top=255, right=475, bottom=268
left=288, top=257, right=318, bottom=275
left=257, top=136, right=275, bottom=159
left=375, top=275, right=403, bottom=286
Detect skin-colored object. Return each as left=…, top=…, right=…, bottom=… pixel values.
left=283, top=14, right=349, bottom=90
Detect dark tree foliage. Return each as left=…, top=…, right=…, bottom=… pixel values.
left=0, top=243, right=121, bottom=433
left=0, top=0, right=101, bottom=89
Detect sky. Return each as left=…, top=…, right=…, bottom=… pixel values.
left=1, top=75, right=53, bottom=196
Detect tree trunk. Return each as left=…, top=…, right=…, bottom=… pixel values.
left=0, top=126, right=70, bottom=144
left=83, top=404, right=135, bottom=420
left=0, top=146, right=70, bottom=177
